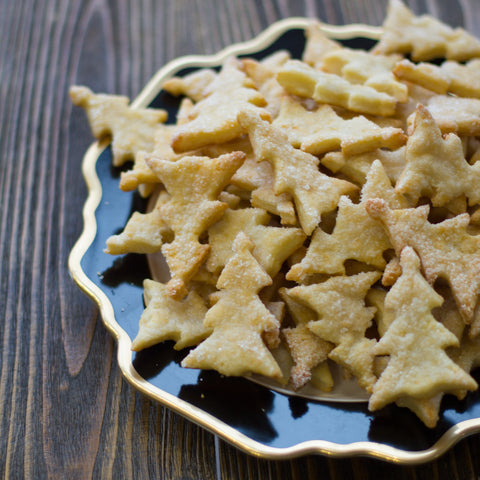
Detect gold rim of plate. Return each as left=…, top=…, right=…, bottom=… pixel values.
left=68, top=17, right=480, bottom=464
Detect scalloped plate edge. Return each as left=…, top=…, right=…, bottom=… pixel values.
left=68, top=17, right=480, bottom=464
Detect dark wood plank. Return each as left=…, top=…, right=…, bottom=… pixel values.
left=0, top=0, right=219, bottom=478
left=2, top=0, right=480, bottom=479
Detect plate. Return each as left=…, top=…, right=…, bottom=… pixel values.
left=68, top=17, right=480, bottom=464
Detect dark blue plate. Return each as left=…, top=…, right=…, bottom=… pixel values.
left=69, top=18, right=480, bottom=463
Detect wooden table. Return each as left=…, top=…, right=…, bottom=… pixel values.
left=3, top=0, right=480, bottom=478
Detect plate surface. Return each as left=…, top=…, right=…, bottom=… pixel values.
left=69, top=18, right=480, bottom=464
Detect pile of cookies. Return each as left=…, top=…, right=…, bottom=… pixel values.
left=70, top=0, right=480, bottom=427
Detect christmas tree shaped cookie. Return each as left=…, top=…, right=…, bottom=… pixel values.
left=171, top=57, right=270, bottom=152
left=373, top=0, right=480, bottom=61
left=228, top=143, right=297, bottom=225
left=238, top=111, right=357, bottom=235
left=302, top=22, right=341, bottom=69
left=243, top=50, right=291, bottom=117
left=105, top=191, right=171, bottom=255
left=132, top=279, right=211, bottom=351
left=182, top=232, right=282, bottom=379
left=287, top=160, right=409, bottom=281
left=393, top=58, right=480, bottom=99
left=273, top=96, right=406, bottom=156
left=396, top=105, right=480, bottom=207
left=409, top=95, right=480, bottom=137
left=322, top=47, right=408, bottom=101
left=119, top=124, right=179, bottom=194
left=321, top=147, right=406, bottom=186
left=285, top=271, right=381, bottom=392
left=69, top=85, right=167, bottom=166
left=369, top=247, right=477, bottom=412
left=146, top=151, right=245, bottom=299
left=366, top=198, right=480, bottom=322
left=280, top=288, right=334, bottom=391
left=206, top=207, right=305, bottom=277
left=162, top=68, right=217, bottom=102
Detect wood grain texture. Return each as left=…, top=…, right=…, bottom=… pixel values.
left=2, top=0, right=480, bottom=478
